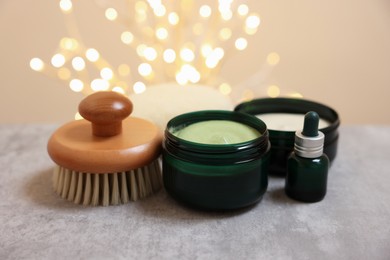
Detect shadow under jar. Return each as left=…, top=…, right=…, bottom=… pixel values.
left=235, top=98, right=340, bottom=176
left=162, top=110, right=270, bottom=210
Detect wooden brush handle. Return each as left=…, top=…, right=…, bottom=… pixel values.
left=79, top=91, right=133, bottom=137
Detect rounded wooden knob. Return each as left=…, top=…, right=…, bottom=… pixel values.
left=79, top=91, right=133, bottom=137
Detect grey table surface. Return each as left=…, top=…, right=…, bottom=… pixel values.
left=0, top=124, right=389, bottom=260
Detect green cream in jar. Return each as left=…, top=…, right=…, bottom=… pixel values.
left=163, top=110, right=270, bottom=210
left=173, top=120, right=261, bottom=144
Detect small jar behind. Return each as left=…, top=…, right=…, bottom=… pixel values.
left=235, top=98, right=340, bottom=176
left=162, top=110, right=270, bottom=210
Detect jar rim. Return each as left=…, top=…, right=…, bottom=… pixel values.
left=234, top=97, right=340, bottom=133
left=166, top=110, right=268, bottom=151
left=164, top=110, right=270, bottom=164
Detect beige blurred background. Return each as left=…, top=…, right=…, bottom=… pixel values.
left=1, top=0, right=389, bottom=124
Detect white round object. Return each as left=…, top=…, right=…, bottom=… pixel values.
left=130, top=83, right=234, bottom=130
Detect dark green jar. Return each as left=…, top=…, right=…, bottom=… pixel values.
left=235, top=98, right=340, bottom=176
left=162, top=110, right=270, bottom=210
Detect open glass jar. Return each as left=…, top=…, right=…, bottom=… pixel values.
left=162, top=110, right=270, bottom=210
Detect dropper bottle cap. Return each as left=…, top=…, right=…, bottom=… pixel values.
left=294, top=111, right=324, bottom=158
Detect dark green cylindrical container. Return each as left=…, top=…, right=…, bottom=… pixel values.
left=162, top=110, right=270, bottom=210
left=235, top=98, right=340, bottom=176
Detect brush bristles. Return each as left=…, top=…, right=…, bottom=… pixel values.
left=52, top=160, right=162, bottom=206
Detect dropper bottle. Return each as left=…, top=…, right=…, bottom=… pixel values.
left=285, top=111, right=329, bottom=202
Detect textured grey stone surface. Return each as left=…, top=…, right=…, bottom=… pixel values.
left=0, top=125, right=389, bottom=260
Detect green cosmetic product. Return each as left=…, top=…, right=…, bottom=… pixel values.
left=173, top=120, right=261, bottom=144
left=285, top=111, right=329, bottom=202
left=163, top=110, right=270, bottom=210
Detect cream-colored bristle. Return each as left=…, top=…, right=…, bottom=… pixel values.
left=91, top=174, right=100, bottom=206
left=129, top=170, right=138, bottom=201
left=83, top=173, right=92, bottom=206
left=61, top=168, right=71, bottom=199
left=67, top=171, right=77, bottom=201
left=120, top=172, right=129, bottom=204
left=53, top=160, right=162, bottom=206
left=143, top=166, right=153, bottom=197
left=102, top=174, right=110, bottom=207
left=74, top=172, right=83, bottom=204
left=136, top=168, right=147, bottom=198
left=53, top=165, right=60, bottom=190
left=111, top=173, right=120, bottom=205
left=57, top=167, right=65, bottom=195
left=149, top=161, right=162, bottom=191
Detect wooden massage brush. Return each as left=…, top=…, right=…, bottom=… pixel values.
left=47, top=91, right=163, bottom=206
